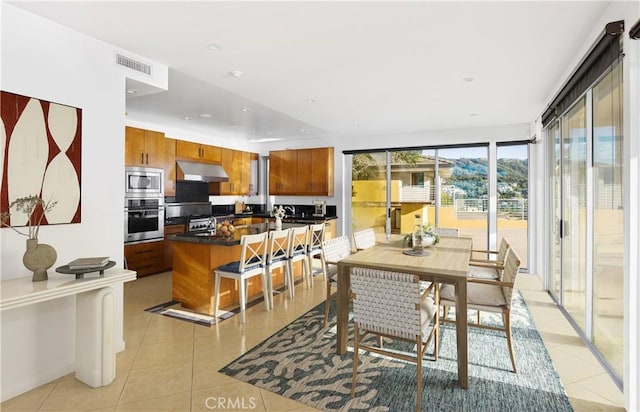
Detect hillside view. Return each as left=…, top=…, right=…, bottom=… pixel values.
left=446, top=158, right=528, bottom=199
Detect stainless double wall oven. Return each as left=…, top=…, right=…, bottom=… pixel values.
left=124, top=167, right=164, bottom=243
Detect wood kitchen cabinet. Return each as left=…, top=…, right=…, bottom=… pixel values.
left=212, top=148, right=255, bottom=195
left=269, top=149, right=297, bottom=194
left=125, top=126, right=165, bottom=168
left=269, top=147, right=334, bottom=196
left=124, top=240, right=165, bottom=277
left=175, top=140, right=222, bottom=163
left=163, top=137, right=177, bottom=196
left=163, top=224, right=186, bottom=270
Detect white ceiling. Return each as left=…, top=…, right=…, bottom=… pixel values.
left=10, top=1, right=612, bottom=143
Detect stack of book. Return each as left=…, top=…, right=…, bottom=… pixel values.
left=67, top=257, right=110, bottom=270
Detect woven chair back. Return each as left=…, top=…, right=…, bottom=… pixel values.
left=353, top=228, right=376, bottom=250
left=502, top=248, right=521, bottom=305
left=322, top=235, right=352, bottom=263
left=351, top=268, right=422, bottom=340
left=433, top=227, right=459, bottom=237
left=497, top=237, right=510, bottom=263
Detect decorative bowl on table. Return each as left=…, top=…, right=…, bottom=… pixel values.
left=422, top=234, right=436, bottom=247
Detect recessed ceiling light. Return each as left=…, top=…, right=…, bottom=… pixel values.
left=306, top=99, right=316, bottom=103
left=183, top=116, right=192, bottom=120
left=300, top=129, right=306, bottom=133
left=230, top=70, right=243, bottom=77
left=207, top=43, right=222, bottom=51
left=241, top=108, right=250, bottom=112
left=199, top=113, right=212, bottom=118
left=250, top=137, right=283, bottom=143
left=126, top=89, right=139, bottom=94
left=463, top=77, right=475, bottom=82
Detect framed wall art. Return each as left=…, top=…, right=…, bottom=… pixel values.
left=1, top=90, right=82, bottom=227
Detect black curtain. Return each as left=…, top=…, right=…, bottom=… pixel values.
left=542, top=20, right=624, bottom=127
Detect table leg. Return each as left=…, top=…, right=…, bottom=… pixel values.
left=455, top=278, right=468, bottom=389
left=336, top=264, right=350, bottom=354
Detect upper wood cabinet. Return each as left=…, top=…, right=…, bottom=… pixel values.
left=269, top=147, right=334, bottom=196
left=163, top=137, right=177, bottom=196
left=175, top=140, right=222, bottom=163
left=214, top=148, right=254, bottom=195
left=125, top=126, right=165, bottom=168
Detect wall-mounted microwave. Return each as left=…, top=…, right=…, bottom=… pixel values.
left=125, top=167, right=164, bottom=198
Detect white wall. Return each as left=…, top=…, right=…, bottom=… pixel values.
left=1, top=4, right=128, bottom=401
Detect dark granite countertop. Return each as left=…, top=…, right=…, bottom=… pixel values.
left=168, top=222, right=308, bottom=246
left=233, top=213, right=337, bottom=222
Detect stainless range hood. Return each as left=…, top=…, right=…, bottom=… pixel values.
left=176, top=160, right=229, bottom=182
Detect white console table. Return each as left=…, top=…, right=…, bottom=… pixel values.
left=0, top=268, right=136, bottom=390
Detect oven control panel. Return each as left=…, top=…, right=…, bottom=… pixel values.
left=188, top=217, right=216, bottom=232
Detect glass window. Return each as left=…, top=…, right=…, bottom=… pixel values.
left=592, top=65, right=623, bottom=377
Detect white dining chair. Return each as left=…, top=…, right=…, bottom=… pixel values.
left=287, top=225, right=311, bottom=293
left=432, top=226, right=459, bottom=237
left=214, top=231, right=269, bottom=324
left=321, top=235, right=353, bottom=328
left=350, top=268, right=438, bottom=412
left=353, top=228, right=376, bottom=250
left=307, top=223, right=326, bottom=281
left=266, top=228, right=292, bottom=308
left=439, top=248, right=522, bottom=372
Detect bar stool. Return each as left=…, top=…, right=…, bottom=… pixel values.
left=307, top=223, right=326, bottom=281
left=266, top=228, right=292, bottom=308
left=214, top=231, right=269, bottom=324
left=287, top=225, right=311, bottom=295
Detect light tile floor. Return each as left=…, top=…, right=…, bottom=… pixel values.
left=1, top=272, right=626, bottom=411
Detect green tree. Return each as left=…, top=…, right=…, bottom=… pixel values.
left=352, top=151, right=423, bottom=180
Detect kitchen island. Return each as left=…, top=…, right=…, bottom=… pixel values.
left=169, top=222, right=306, bottom=315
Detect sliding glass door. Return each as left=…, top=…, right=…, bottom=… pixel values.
left=561, top=97, right=588, bottom=331
left=546, top=62, right=623, bottom=380
left=591, top=65, right=624, bottom=377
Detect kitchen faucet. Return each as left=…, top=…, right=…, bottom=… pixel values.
left=284, top=205, right=295, bottom=216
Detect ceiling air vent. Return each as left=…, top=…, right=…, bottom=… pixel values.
left=115, top=53, right=152, bottom=76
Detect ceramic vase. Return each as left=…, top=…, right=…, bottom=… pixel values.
left=423, top=233, right=436, bottom=247
left=275, top=217, right=283, bottom=231
left=23, top=238, right=57, bottom=282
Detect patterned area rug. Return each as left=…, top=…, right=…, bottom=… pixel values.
left=219, top=291, right=572, bottom=412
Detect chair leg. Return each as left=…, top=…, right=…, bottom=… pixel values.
left=416, top=335, right=422, bottom=412
left=320, top=254, right=327, bottom=281
left=351, top=323, right=360, bottom=397
left=239, top=277, right=247, bottom=324
left=285, top=263, right=294, bottom=300
left=434, top=283, right=439, bottom=360
left=323, top=280, right=332, bottom=328
left=262, top=272, right=272, bottom=311
left=304, top=257, right=313, bottom=288
left=504, top=309, right=517, bottom=373
left=213, top=273, right=221, bottom=320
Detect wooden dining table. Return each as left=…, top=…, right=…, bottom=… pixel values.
left=336, top=235, right=473, bottom=389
